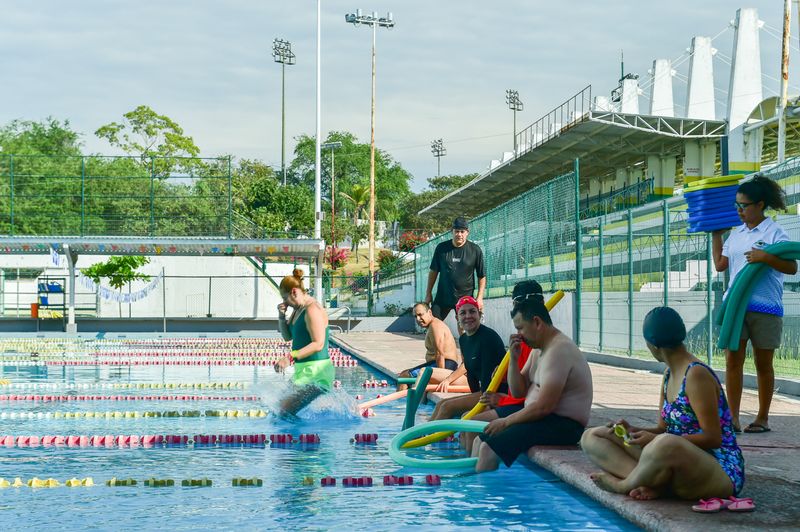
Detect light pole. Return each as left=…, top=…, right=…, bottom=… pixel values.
left=430, top=138, right=446, bottom=177
left=273, top=38, right=296, bottom=186
left=345, top=9, right=395, bottom=315
left=506, top=89, right=523, bottom=153
left=322, top=141, right=343, bottom=259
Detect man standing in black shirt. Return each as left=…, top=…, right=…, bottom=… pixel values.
left=424, top=217, right=486, bottom=321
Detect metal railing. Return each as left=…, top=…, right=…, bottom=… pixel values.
left=515, top=85, right=592, bottom=159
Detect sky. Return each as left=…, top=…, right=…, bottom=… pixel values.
left=0, top=1, right=793, bottom=192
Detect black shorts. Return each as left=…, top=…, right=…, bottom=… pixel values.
left=478, top=413, right=585, bottom=467
left=493, top=403, right=524, bottom=418
left=407, top=358, right=458, bottom=377
left=430, top=301, right=454, bottom=321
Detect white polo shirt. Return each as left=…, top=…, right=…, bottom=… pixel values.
left=722, top=217, right=790, bottom=316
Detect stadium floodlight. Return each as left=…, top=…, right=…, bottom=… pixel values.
left=506, top=89, right=523, bottom=153
left=431, top=139, right=446, bottom=177
left=321, top=141, right=343, bottom=255
left=344, top=8, right=395, bottom=315
left=273, top=38, right=296, bottom=186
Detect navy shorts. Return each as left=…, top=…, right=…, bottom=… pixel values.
left=408, top=358, right=458, bottom=377
left=479, top=413, right=585, bottom=467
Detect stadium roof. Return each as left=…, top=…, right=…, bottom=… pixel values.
left=420, top=86, right=727, bottom=218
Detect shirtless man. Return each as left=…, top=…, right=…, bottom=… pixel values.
left=397, top=302, right=464, bottom=391
left=471, top=291, right=593, bottom=472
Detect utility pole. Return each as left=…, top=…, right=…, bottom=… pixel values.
left=344, top=9, right=395, bottom=315
left=779, top=0, right=792, bottom=163
left=273, top=38, right=296, bottom=186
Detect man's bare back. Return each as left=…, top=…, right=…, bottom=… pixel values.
left=524, top=332, right=592, bottom=426
left=424, top=317, right=460, bottom=366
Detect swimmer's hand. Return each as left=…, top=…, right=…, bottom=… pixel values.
left=274, top=357, right=292, bottom=373
left=277, top=303, right=288, bottom=316
left=435, top=380, right=450, bottom=393
left=628, top=430, right=655, bottom=447
left=483, top=417, right=509, bottom=436
left=509, top=334, right=524, bottom=360
left=479, top=392, right=506, bottom=408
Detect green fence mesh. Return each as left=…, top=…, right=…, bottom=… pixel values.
left=415, top=158, right=800, bottom=379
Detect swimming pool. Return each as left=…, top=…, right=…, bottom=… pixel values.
left=0, top=336, right=637, bottom=531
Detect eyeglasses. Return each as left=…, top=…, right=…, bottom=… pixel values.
left=512, top=292, right=543, bottom=304
left=734, top=201, right=755, bottom=211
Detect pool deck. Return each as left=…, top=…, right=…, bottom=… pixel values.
left=333, top=331, right=800, bottom=532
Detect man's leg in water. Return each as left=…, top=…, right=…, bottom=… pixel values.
left=279, top=385, right=325, bottom=417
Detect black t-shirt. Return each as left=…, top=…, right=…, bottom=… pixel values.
left=459, top=324, right=507, bottom=394
left=429, top=240, right=485, bottom=306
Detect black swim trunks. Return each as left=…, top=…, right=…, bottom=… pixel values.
left=407, top=358, right=458, bottom=377
left=478, top=413, right=585, bottom=467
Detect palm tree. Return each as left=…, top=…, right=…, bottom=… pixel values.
left=340, top=184, right=370, bottom=224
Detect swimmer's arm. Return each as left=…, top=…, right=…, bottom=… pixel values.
left=291, top=304, right=327, bottom=361
left=711, top=230, right=729, bottom=272
left=682, top=366, right=723, bottom=449
left=507, top=348, right=531, bottom=399
left=277, top=316, right=292, bottom=341
left=436, top=363, right=466, bottom=391
left=433, top=325, right=451, bottom=368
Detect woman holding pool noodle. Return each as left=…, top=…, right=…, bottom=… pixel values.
left=274, top=269, right=335, bottom=416
left=711, top=175, right=797, bottom=434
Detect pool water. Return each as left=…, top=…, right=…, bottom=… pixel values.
left=0, top=337, right=637, bottom=531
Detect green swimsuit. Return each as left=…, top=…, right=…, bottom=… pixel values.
left=290, top=307, right=335, bottom=390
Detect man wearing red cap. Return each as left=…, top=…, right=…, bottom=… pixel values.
left=424, top=217, right=486, bottom=321
left=429, top=296, right=506, bottom=421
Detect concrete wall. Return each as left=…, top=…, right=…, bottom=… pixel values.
left=0, top=255, right=303, bottom=320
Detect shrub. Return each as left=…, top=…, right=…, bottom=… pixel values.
left=325, top=246, right=349, bottom=270
left=399, top=231, right=428, bottom=252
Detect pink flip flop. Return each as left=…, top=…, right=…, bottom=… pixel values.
left=691, top=498, right=731, bottom=513
left=727, top=496, right=756, bottom=512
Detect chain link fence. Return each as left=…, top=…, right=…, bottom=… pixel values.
left=415, top=158, right=800, bottom=379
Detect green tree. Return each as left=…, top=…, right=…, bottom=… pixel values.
left=0, top=118, right=82, bottom=156
left=82, top=256, right=151, bottom=317
left=288, top=131, right=412, bottom=222
left=95, top=105, right=200, bottom=159
left=399, top=173, right=478, bottom=233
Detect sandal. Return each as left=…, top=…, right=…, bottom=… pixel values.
left=727, top=496, right=756, bottom=512
left=691, top=498, right=731, bottom=513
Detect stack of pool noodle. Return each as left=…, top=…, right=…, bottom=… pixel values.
left=684, top=175, right=742, bottom=233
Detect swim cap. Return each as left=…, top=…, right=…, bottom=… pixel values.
left=455, top=295, right=479, bottom=312
left=642, top=306, right=686, bottom=348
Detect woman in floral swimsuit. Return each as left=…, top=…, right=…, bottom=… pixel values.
left=580, top=306, right=744, bottom=500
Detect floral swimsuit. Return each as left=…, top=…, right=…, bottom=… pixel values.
left=661, top=361, right=745, bottom=495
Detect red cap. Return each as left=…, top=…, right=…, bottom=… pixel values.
left=455, top=295, right=479, bottom=312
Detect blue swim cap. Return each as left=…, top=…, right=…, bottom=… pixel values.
left=642, top=307, right=686, bottom=348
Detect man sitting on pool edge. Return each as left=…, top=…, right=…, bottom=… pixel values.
left=471, top=288, right=593, bottom=472
left=397, top=302, right=464, bottom=392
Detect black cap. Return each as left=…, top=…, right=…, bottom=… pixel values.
left=452, top=217, right=469, bottom=230
left=642, top=306, right=686, bottom=348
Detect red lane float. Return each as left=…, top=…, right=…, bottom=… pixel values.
left=0, top=394, right=260, bottom=402
left=0, top=433, right=270, bottom=448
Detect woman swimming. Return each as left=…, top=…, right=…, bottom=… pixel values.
left=580, top=306, right=744, bottom=501
left=274, top=269, right=335, bottom=416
